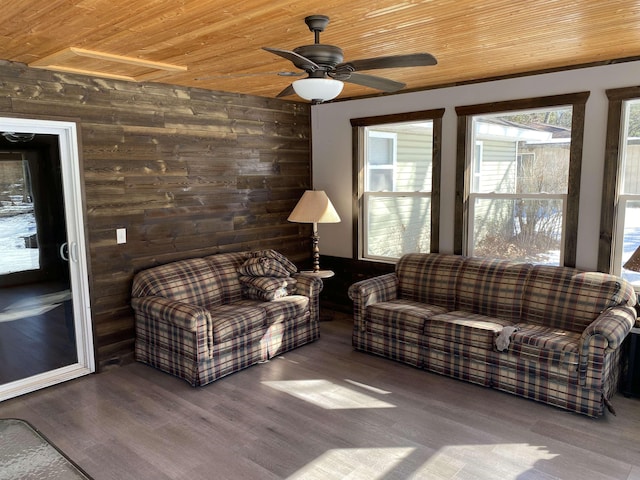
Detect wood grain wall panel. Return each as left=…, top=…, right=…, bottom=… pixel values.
left=0, top=60, right=311, bottom=370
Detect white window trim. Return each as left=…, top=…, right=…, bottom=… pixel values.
left=473, top=140, right=483, bottom=192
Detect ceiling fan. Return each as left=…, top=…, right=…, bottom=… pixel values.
left=264, top=15, right=437, bottom=103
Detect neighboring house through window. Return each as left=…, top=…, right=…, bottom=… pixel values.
left=455, top=92, right=589, bottom=267
left=351, top=109, right=444, bottom=262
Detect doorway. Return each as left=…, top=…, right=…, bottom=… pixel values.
left=0, top=118, right=94, bottom=401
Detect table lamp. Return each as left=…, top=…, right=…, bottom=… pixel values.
left=288, top=190, right=340, bottom=275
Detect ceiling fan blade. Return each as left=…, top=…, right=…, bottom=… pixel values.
left=275, top=84, right=296, bottom=98
left=337, top=53, right=437, bottom=72
left=195, top=71, right=302, bottom=80
left=263, top=47, right=321, bottom=72
left=342, top=73, right=406, bottom=92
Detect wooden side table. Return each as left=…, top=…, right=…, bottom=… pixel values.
left=299, top=270, right=335, bottom=279
left=623, top=327, right=640, bottom=398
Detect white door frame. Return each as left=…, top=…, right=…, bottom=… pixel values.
left=0, top=116, right=95, bottom=401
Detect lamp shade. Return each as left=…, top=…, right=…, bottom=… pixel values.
left=292, top=78, right=344, bottom=102
left=624, top=245, right=640, bottom=272
left=288, top=190, right=341, bottom=224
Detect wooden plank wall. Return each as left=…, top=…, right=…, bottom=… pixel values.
left=0, top=60, right=312, bottom=369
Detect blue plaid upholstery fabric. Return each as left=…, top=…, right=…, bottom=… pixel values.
left=350, top=253, right=637, bottom=417
left=132, top=251, right=320, bottom=386
left=455, top=257, right=532, bottom=322
left=349, top=273, right=399, bottom=332
left=427, top=312, right=514, bottom=350
left=521, top=266, right=636, bottom=332
left=396, top=253, right=464, bottom=309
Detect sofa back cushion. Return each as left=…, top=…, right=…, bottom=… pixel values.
left=132, top=252, right=250, bottom=308
left=455, top=257, right=532, bottom=322
left=520, top=265, right=636, bottom=332
left=396, top=253, right=464, bottom=310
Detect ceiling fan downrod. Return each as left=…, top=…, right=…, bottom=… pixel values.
left=304, top=15, right=330, bottom=44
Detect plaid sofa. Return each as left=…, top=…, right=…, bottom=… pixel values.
left=348, top=253, right=637, bottom=417
left=131, top=250, right=322, bottom=386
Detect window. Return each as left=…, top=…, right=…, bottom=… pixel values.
left=599, top=87, right=640, bottom=285
left=351, top=109, right=444, bottom=262
left=455, top=92, right=589, bottom=267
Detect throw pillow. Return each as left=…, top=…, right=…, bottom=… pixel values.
left=238, top=257, right=290, bottom=278
left=239, top=275, right=288, bottom=292
left=250, top=249, right=298, bottom=274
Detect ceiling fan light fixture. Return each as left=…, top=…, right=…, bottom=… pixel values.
left=292, top=78, right=343, bottom=102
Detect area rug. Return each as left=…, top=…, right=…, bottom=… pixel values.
left=0, top=418, right=91, bottom=479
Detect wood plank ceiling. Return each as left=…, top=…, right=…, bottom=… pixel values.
left=2, top=0, right=640, bottom=102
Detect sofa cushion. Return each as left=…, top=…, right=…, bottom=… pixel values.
left=367, top=299, right=448, bottom=333
left=521, top=266, right=637, bottom=333
left=427, top=311, right=514, bottom=349
left=202, top=251, right=253, bottom=306
left=455, top=257, right=531, bottom=322
left=261, top=295, right=309, bottom=325
left=209, top=304, right=267, bottom=343
left=396, top=253, right=464, bottom=309
left=131, top=258, right=223, bottom=308
left=509, top=323, right=581, bottom=370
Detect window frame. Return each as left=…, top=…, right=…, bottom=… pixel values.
left=351, top=109, right=445, bottom=262
left=454, top=92, right=589, bottom=267
left=598, top=86, right=640, bottom=274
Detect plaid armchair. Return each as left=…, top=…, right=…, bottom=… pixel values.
left=131, top=250, right=322, bottom=386
left=349, top=253, right=637, bottom=417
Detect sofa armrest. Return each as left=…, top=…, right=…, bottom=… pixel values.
left=580, top=305, right=637, bottom=352
left=131, top=296, right=211, bottom=332
left=292, top=274, right=324, bottom=323
left=348, top=273, right=398, bottom=330
left=577, top=305, right=636, bottom=389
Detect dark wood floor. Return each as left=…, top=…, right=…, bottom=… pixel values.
left=1, top=311, right=640, bottom=480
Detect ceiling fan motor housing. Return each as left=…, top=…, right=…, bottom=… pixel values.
left=293, top=44, right=344, bottom=70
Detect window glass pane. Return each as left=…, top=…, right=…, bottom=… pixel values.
left=472, top=108, right=571, bottom=194
left=366, top=122, right=433, bottom=193
left=368, top=170, right=393, bottom=191
left=622, top=100, right=640, bottom=195
left=367, top=195, right=431, bottom=259
left=621, top=199, right=640, bottom=286
left=368, top=136, right=394, bottom=166
left=472, top=197, right=562, bottom=264
left=0, top=158, right=39, bottom=274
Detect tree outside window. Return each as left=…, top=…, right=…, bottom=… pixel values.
left=468, top=108, right=572, bottom=264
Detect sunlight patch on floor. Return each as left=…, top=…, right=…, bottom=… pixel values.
left=343, top=378, right=391, bottom=395
left=287, top=447, right=415, bottom=479
left=286, top=443, right=559, bottom=479
left=262, top=379, right=396, bottom=410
